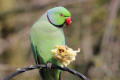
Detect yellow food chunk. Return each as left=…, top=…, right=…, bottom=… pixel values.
left=51, top=45, right=80, bottom=67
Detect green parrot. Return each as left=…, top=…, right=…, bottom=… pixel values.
left=30, top=7, right=71, bottom=80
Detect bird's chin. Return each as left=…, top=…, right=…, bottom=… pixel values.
left=53, top=22, right=66, bottom=28
left=54, top=23, right=64, bottom=28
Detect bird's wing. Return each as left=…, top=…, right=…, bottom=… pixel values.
left=30, top=40, right=45, bottom=64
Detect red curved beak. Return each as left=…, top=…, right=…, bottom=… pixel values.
left=65, top=17, right=72, bottom=26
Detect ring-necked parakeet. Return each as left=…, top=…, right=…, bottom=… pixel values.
left=30, top=7, right=71, bottom=80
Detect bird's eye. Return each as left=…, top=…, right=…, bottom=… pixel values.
left=60, top=13, right=63, bottom=16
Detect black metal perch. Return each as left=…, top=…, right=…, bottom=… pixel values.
left=4, top=63, right=88, bottom=80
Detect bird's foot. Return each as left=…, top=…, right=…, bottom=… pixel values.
left=46, top=63, right=52, bottom=69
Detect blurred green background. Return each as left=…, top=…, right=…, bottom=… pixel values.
left=0, top=0, right=120, bottom=80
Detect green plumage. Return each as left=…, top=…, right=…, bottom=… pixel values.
left=30, top=7, right=71, bottom=80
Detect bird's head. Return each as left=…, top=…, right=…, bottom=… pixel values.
left=47, top=7, right=71, bottom=28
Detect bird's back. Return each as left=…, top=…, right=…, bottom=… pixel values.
left=30, top=13, right=65, bottom=63
left=30, top=13, right=65, bottom=80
